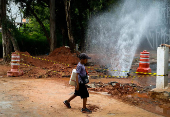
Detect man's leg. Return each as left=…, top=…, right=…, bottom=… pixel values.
left=64, top=94, right=77, bottom=108
left=83, top=98, right=87, bottom=109
left=67, top=94, right=77, bottom=102
left=82, top=98, right=92, bottom=113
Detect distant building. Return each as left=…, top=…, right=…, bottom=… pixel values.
left=15, top=18, right=29, bottom=28
left=22, top=19, right=29, bottom=23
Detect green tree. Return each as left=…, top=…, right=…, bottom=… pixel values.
left=11, top=0, right=119, bottom=54
left=14, top=0, right=51, bottom=45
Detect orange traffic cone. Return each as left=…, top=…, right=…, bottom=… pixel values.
left=136, top=50, right=151, bottom=74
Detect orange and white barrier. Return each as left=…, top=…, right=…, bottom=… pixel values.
left=7, top=52, right=23, bottom=77
left=136, top=50, right=151, bottom=74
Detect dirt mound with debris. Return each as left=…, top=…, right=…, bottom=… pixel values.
left=19, top=51, right=32, bottom=63
left=46, top=46, right=79, bottom=65
left=87, top=81, right=170, bottom=116
left=88, top=82, right=137, bottom=96
left=17, top=47, right=79, bottom=67
left=13, top=47, right=80, bottom=78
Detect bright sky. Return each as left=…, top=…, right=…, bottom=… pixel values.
left=8, top=2, right=22, bottom=23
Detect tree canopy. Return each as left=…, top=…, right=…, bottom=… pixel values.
left=0, top=0, right=119, bottom=59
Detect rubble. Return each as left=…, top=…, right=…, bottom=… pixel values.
left=149, top=91, right=170, bottom=102
left=88, top=82, right=137, bottom=96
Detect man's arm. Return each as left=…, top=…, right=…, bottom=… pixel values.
left=161, top=44, right=170, bottom=48
left=75, top=73, right=79, bottom=90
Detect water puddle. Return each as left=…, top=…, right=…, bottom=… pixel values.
left=0, top=101, right=12, bottom=109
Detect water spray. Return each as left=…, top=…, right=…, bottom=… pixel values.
left=86, top=0, right=166, bottom=77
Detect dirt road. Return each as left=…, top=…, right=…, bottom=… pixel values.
left=0, top=77, right=163, bottom=117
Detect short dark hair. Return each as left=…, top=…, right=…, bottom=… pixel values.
left=78, top=53, right=91, bottom=60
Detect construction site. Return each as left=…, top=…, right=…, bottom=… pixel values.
left=1, top=0, right=170, bottom=116
left=0, top=46, right=169, bottom=117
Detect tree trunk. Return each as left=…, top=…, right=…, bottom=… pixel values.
left=1, top=0, right=12, bottom=62
left=8, top=30, right=20, bottom=52
left=61, top=27, right=66, bottom=46
left=50, top=0, right=56, bottom=52
left=0, top=0, right=1, bottom=27
left=63, top=0, right=75, bottom=53
left=79, top=15, right=85, bottom=52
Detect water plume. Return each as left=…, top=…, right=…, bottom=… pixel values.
left=86, top=0, right=166, bottom=77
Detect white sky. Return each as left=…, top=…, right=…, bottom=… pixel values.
left=8, top=2, right=22, bottom=23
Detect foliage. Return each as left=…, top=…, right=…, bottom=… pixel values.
left=17, top=13, right=50, bottom=55
left=1, top=0, right=120, bottom=56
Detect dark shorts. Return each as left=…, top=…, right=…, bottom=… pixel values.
left=74, top=83, right=89, bottom=99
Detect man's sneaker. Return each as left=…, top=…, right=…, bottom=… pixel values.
left=63, top=100, right=71, bottom=108
left=81, top=108, right=92, bottom=113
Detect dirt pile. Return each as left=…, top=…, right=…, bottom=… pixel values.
left=46, top=46, right=80, bottom=65
left=47, top=64, right=73, bottom=77
left=17, top=46, right=80, bottom=67
left=18, top=51, right=54, bottom=69
left=20, top=61, right=74, bottom=78
left=19, top=51, right=31, bottom=62
left=7, top=48, right=107, bottom=79
left=14, top=47, right=81, bottom=78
